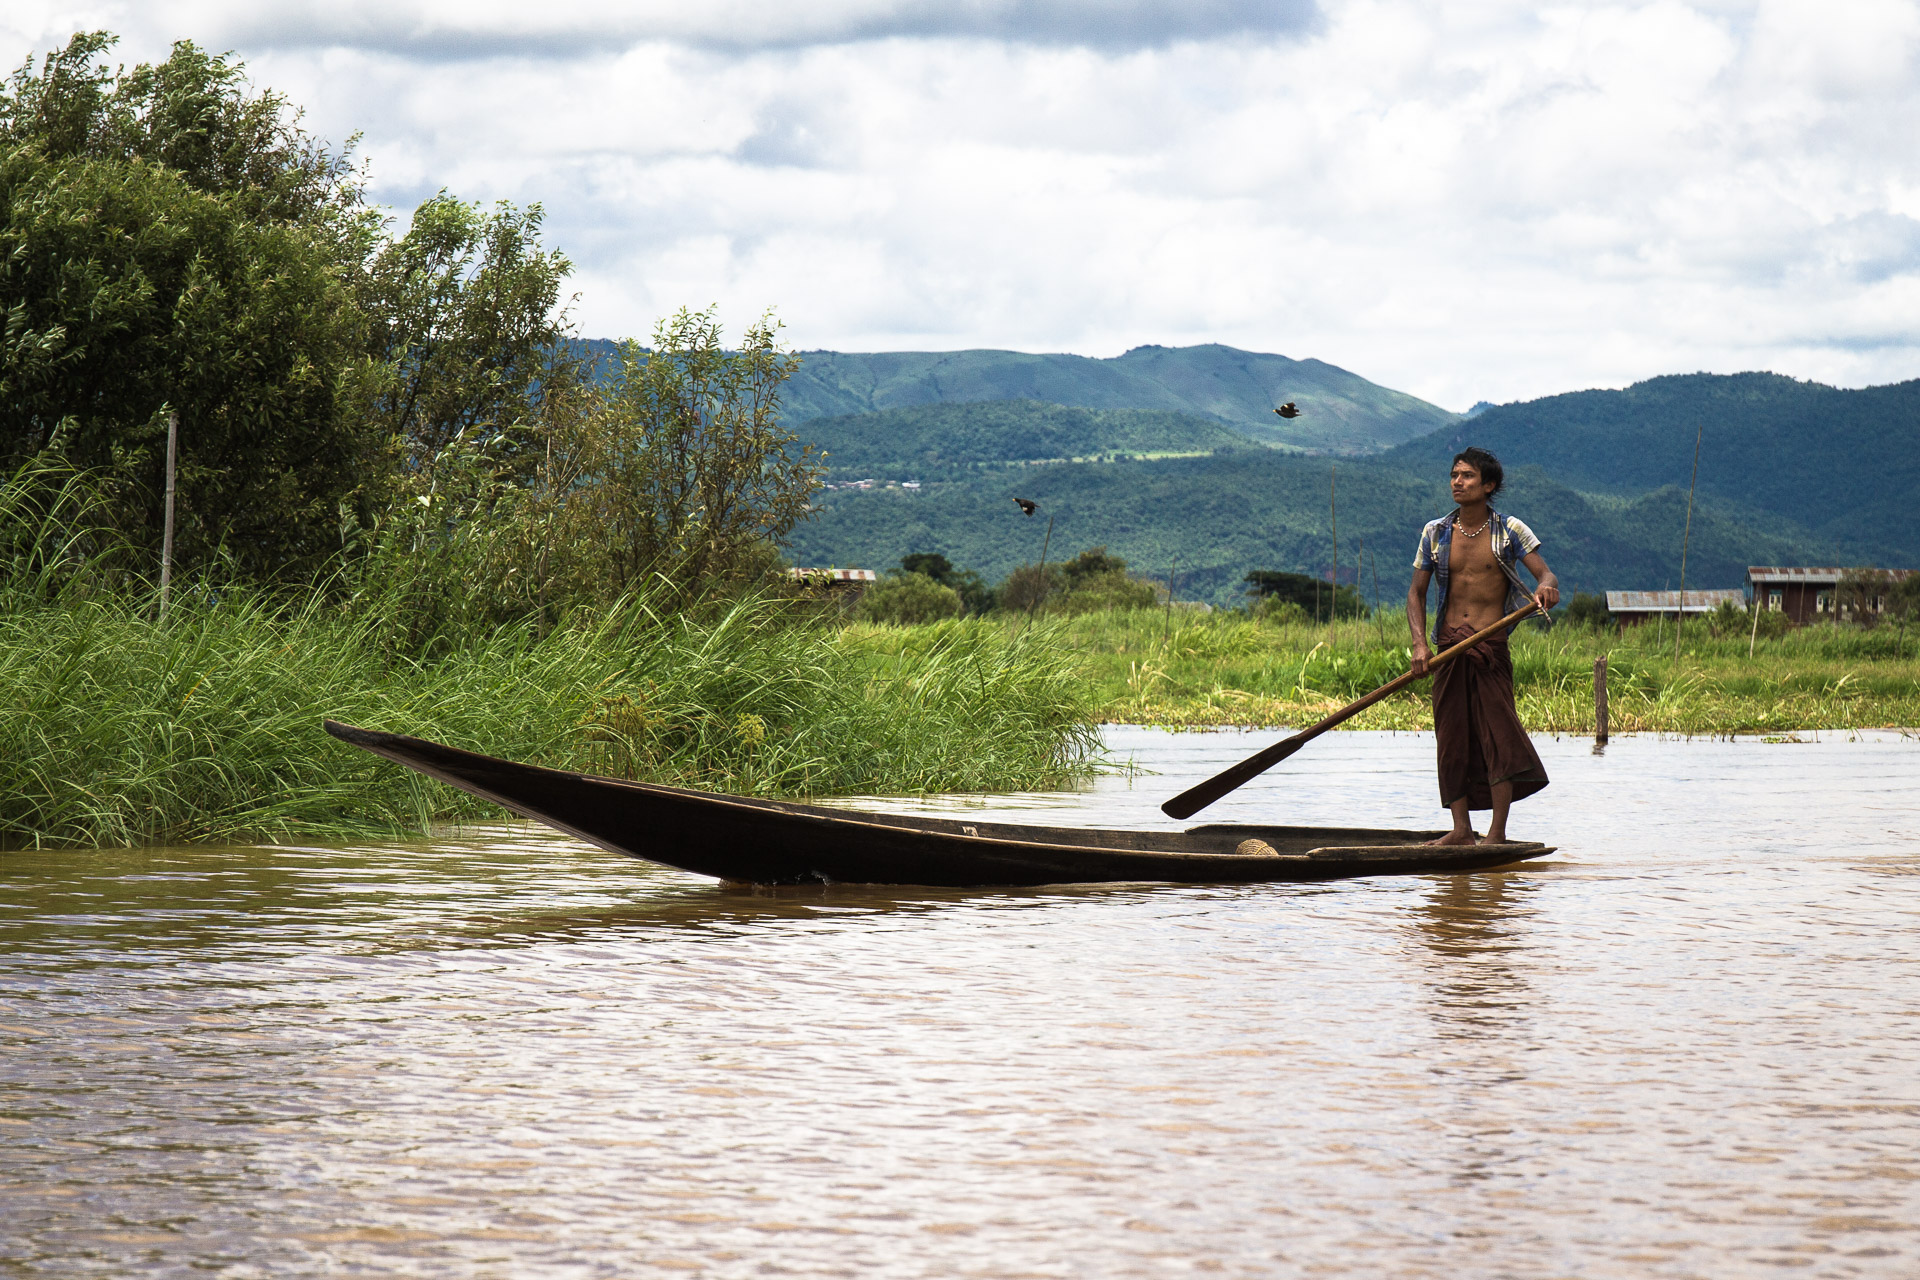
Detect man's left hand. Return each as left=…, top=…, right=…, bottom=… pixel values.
left=1534, top=585, right=1560, bottom=612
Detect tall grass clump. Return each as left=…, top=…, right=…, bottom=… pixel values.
left=0, top=567, right=1102, bottom=849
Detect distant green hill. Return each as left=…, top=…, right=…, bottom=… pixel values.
left=1386, top=372, right=1920, bottom=561
left=784, top=450, right=1850, bottom=609
left=580, top=339, right=1462, bottom=456
left=801, top=401, right=1261, bottom=479
left=575, top=343, right=1916, bottom=601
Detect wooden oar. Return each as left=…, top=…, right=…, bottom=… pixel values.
left=1160, top=600, right=1541, bottom=820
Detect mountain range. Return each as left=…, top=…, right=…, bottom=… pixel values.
left=583, top=339, right=1461, bottom=455
left=583, top=338, right=1919, bottom=609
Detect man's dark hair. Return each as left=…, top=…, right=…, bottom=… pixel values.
left=1451, top=447, right=1504, bottom=497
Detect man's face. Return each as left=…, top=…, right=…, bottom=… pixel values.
left=1450, top=462, right=1489, bottom=505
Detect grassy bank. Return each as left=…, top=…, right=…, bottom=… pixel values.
left=0, top=590, right=1098, bottom=849
left=1036, top=607, right=1920, bottom=734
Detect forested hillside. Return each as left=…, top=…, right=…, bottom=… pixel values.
left=783, top=449, right=1859, bottom=609
left=584, top=339, right=1462, bottom=455
left=803, top=401, right=1258, bottom=478
left=1387, top=372, right=1920, bottom=560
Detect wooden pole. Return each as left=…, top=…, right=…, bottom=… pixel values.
left=159, top=410, right=177, bottom=624
left=1366, top=536, right=1386, bottom=645
left=1749, top=588, right=1763, bottom=658
left=1675, top=420, right=1703, bottom=662
left=1329, top=463, right=1337, bottom=640
left=1594, top=655, right=1609, bottom=745
left=1028, top=512, right=1054, bottom=619
left=1164, top=554, right=1177, bottom=644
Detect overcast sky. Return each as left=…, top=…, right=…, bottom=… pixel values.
left=6, top=0, right=1919, bottom=409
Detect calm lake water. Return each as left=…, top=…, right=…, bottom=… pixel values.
left=3, top=728, right=1918, bottom=1278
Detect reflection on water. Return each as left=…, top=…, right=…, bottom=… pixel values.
left=3, top=729, right=1919, bottom=1278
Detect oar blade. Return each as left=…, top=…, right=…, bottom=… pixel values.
left=1160, top=735, right=1309, bottom=820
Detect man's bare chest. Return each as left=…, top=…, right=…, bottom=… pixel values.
left=1447, top=525, right=1504, bottom=594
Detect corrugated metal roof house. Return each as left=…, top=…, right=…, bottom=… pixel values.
left=788, top=568, right=877, bottom=590
left=1604, top=589, right=1745, bottom=627
left=1747, top=567, right=1915, bottom=625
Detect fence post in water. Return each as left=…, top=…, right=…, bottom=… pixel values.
left=1594, top=655, right=1609, bottom=745
left=159, top=410, right=177, bottom=624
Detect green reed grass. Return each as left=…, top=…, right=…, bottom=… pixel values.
left=1036, top=606, right=1920, bottom=734
left=0, top=588, right=1100, bottom=850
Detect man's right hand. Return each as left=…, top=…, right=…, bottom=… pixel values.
left=1409, top=641, right=1431, bottom=677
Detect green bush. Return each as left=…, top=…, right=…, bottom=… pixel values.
left=1564, top=592, right=1612, bottom=629
left=995, top=562, right=1066, bottom=613
left=1060, top=571, right=1159, bottom=614
left=1254, top=597, right=1310, bottom=626
left=854, top=572, right=963, bottom=625
left=900, top=552, right=993, bottom=614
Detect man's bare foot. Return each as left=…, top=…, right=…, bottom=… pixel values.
left=1426, top=829, right=1479, bottom=846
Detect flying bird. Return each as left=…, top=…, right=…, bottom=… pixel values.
left=1274, top=402, right=1301, bottom=419
left=1014, top=497, right=1037, bottom=516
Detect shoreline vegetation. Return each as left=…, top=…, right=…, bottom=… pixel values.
left=0, top=585, right=1101, bottom=850
left=1034, top=606, right=1920, bottom=735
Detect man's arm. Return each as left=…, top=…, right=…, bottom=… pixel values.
left=1521, top=550, right=1561, bottom=613
left=1408, top=568, right=1432, bottom=675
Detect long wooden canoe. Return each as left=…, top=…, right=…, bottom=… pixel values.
left=324, top=721, right=1555, bottom=887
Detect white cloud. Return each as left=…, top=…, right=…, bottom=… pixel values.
left=5, top=0, right=1920, bottom=408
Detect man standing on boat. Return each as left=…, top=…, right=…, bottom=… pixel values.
left=1407, top=447, right=1559, bottom=846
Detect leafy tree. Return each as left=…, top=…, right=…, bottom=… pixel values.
left=992, top=547, right=1157, bottom=615
left=1889, top=573, right=1920, bottom=626
left=359, top=194, right=586, bottom=486
left=1253, top=597, right=1309, bottom=626
left=1061, top=546, right=1128, bottom=585
left=1705, top=598, right=1749, bottom=638
left=995, top=563, right=1066, bottom=613
left=1055, top=546, right=1155, bottom=613
left=1243, top=568, right=1366, bottom=619
left=901, top=552, right=953, bottom=579
left=581, top=307, right=822, bottom=594
left=0, top=33, right=379, bottom=576
left=901, top=551, right=992, bottom=614
left=1837, top=568, right=1911, bottom=627
left=855, top=573, right=962, bottom=625
left=1564, top=592, right=1612, bottom=629
left=0, top=32, right=362, bottom=226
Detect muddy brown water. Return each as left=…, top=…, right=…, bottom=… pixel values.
left=2, top=728, right=1917, bottom=1278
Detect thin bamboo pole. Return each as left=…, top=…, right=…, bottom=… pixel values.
left=1164, top=554, right=1177, bottom=644
left=1329, top=463, right=1337, bottom=641
left=159, top=411, right=177, bottom=624
left=1027, top=513, right=1054, bottom=620
left=1594, top=655, right=1609, bottom=745
left=1365, top=536, right=1386, bottom=644
left=1675, top=420, right=1704, bottom=662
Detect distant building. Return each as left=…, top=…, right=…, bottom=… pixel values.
left=1604, top=589, right=1745, bottom=629
left=1747, top=567, right=1915, bottom=625
left=788, top=568, right=876, bottom=594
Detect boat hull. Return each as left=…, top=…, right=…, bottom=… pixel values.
left=323, top=721, right=1555, bottom=886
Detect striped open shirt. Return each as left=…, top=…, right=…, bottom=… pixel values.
left=1412, top=509, right=1542, bottom=645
